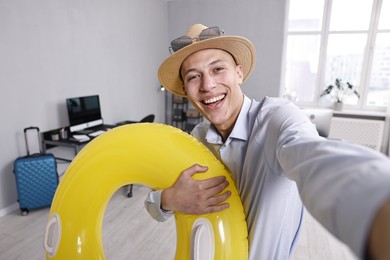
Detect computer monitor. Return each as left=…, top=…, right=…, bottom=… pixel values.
left=301, top=108, right=333, bottom=137
left=66, top=95, right=103, bottom=132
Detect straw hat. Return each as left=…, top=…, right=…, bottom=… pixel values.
left=158, top=24, right=256, bottom=97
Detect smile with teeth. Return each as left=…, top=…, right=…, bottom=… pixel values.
left=203, top=94, right=225, bottom=104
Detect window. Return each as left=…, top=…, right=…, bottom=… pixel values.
left=282, top=0, right=390, bottom=110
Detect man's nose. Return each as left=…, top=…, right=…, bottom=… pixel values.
left=201, top=74, right=216, bottom=91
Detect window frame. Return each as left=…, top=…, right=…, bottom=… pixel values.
left=281, top=0, right=389, bottom=112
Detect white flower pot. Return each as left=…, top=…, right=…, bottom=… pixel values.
left=333, top=102, right=343, bottom=111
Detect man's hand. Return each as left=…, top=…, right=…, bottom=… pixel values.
left=161, top=164, right=231, bottom=214
left=368, top=200, right=390, bottom=260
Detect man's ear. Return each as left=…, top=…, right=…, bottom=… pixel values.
left=182, top=84, right=187, bottom=95
left=236, top=64, right=244, bottom=85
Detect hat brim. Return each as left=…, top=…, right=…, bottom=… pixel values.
left=158, top=36, right=256, bottom=97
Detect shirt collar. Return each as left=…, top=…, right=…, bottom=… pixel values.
left=205, top=95, right=251, bottom=144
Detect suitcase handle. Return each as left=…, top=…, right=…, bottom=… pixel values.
left=24, top=126, right=42, bottom=155
left=24, top=126, right=40, bottom=133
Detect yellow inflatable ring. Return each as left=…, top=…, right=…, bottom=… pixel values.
left=44, top=123, right=248, bottom=259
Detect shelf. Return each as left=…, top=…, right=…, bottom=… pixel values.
left=168, top=93, right=203, bottom=133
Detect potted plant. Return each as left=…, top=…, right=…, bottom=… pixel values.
left=320, top=78, right=360, bottom=110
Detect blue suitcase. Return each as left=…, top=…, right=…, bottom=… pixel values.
left=13, top=127, right=59, bottom=215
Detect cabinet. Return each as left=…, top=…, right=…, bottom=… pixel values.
left=166, top=93, right=202, bottom=133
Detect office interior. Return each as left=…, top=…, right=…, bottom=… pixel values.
left=0, top=0, right=389, bottom=259
left=0, top=0, right=288, bottom=215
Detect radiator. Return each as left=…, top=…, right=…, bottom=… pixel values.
left=328, top=117, right=385, bottom=151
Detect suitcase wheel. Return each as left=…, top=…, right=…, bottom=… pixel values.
left=21, top=208, right=29, bottom=216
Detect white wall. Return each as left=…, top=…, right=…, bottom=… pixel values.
left=0, top=0, right=287, bottom=214
left=0, top=0, right=168, bottom=212
left=167, top=0, right=287, bottom=100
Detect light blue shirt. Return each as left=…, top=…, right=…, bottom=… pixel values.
left=145, top=95, right=390, bottom=259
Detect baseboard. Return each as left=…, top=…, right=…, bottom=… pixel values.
left=0, top=203, right=19, bottom=218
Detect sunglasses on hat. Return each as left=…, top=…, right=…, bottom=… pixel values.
left=169, top=26, right=225, bottom=54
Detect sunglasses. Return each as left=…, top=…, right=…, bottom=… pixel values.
left=169, top=26, right=225, bottom=54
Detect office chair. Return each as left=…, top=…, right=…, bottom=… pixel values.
left=140, top=114, right=155, bottom=123
left=126, top=114, right=155, bottom=198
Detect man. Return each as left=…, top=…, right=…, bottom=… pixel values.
left=145, top=24, right=390, bottom=259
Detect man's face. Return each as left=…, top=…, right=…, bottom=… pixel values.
left=180, top=49, right=244, bottom=132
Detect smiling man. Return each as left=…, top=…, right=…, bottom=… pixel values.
left=145, top=24, right=390, bottom=259
left=181, top=49, right=244, bottom=141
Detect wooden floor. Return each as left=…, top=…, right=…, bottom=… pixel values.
left=0, top=184, right=358, bottom=260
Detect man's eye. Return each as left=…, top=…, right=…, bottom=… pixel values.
left=187, top=75, right=198, bottom=81
left=215, top=67, right=224, bottom=72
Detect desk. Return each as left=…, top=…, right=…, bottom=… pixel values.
left=42, top=122, right=138, bottom=197
left=41, top=121, right=138, bottom=198
left=41, top=124, right=116, bottom=161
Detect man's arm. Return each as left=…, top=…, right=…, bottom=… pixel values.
left=161, top=164, right=231, bottom=214
left=266, top=101, right=390, bottom=258
left=368, top=200, right=390, bottom=259
left=144, top=190, right=173, bottom=222
left=145, top=164, right=231, bottom=221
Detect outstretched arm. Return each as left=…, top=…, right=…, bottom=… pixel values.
left=265, top=100, right=390, bottom=259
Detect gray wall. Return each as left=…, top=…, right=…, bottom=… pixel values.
left=0, top=0, right=168, bottom=213
left=0, top=0, right=287, bottom=214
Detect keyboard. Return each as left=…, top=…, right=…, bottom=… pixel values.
left=88, top=130, right=106, bottom=137
left=71, top=134, right=90, bottom=142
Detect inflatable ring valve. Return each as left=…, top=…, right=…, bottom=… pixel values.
left=44, top=123, right=248, bottom=259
